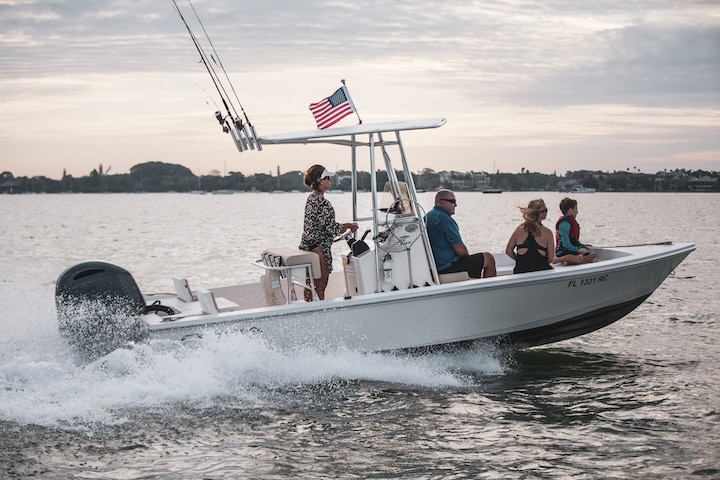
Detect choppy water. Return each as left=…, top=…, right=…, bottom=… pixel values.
left=1, top=192, right=718, bottom=479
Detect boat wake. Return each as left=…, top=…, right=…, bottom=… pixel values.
left=1, top=290, right=508, bottom=429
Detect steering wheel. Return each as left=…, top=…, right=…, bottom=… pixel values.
left=384, top=198, right=426, bottom=230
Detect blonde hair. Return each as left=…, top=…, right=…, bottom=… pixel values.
left=519, top=199, right=546, bottom=237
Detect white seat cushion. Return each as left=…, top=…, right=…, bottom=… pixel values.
left=263, top=248, right=321, bottom=279
left=439, top=272, right=471, bottom=283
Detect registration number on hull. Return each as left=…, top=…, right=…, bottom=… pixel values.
left=567, top=274, right=609, bottom=288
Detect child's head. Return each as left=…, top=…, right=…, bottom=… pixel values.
left=559, top=197, right=577, bottom=215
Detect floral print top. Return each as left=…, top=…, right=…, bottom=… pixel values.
left=299, top=193, right=342, bottom=271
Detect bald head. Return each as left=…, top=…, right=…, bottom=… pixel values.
left=435, top=189, right=457, bottom=214
left=435, top=189, right=455, bottom=206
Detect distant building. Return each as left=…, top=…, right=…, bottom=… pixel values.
left=0, top=172, right=20, bottom=194
left=688, top=175, right=718, bottom=192
left=0, top=180, right=21, bottom=194
left=438, top=171, right=490, bottom=190
left=654, top=170, right=690, bottom=192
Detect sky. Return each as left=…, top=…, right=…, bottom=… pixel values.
left=1, top=0, right=719, bottom=179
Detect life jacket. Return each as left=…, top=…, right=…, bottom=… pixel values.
left=555, top=215, right=581, bottom=250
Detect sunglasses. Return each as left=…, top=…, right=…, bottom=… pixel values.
left=442, top=198, right=457, bottom=205
left=540, top=208, right=548, bottom=212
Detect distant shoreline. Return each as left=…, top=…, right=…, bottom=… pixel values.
left=2, top=163, right=717, bottom=194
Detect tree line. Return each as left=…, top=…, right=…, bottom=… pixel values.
left=1, top=162, right=718, bottom=194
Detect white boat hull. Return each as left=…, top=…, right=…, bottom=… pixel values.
left=134, top=242, right=694, bottom=353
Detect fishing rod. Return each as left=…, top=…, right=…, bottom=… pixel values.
left=188, top=1, right=245, bottom=124
left=194, top=82, right=222, bottom=111
left=171, top=0, right=260, bottom=151
left=171, top=1, right=232, bottom=123
left=192, top=79, right=251, bottom=151
left=186, top=0, right=260, bottom=150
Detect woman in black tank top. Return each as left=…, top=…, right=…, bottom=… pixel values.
left=505, top=199, right=556, bottom=274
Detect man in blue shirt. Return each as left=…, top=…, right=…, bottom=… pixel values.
left=425, top=189, right=496, bottom=278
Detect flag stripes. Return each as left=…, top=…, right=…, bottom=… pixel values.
left=309, top=87, right=355, bottom=129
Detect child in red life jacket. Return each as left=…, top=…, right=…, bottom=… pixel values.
left=554, top=197, right=595, bottom=265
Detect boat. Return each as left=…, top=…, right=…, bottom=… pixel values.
left=483, top=162, right=502, bottom=193
left=53, top=6, right=695, bottom=361
left=54, top=119, right=695, bottom=361
left=572, top=186, right=596, bottom=193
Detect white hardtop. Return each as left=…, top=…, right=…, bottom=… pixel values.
left=259, top=118, right=447, bottom=147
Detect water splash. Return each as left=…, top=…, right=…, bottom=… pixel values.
left=1, top=283, right=507, bottom=429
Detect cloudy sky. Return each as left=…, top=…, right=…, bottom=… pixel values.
left=1, top=0, right=718, bottom=179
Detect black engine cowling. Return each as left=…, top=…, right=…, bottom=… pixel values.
left=55, top=261, right=149, bottom=361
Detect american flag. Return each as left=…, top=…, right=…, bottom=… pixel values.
left=309, top=87, right=355, bottom=129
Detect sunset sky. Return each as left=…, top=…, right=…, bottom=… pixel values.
left=1, top=0, right=718, bottom=179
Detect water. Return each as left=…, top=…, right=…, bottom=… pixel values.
left=1, top=192, right=718, bottom=479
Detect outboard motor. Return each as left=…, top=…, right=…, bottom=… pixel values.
left=55, top=261, right=149, bottom=361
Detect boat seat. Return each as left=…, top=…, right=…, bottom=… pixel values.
left=260, top=248, right=321, bottom=305
left=439, top=272, right=471, bottom=284
left=196, top=289, right=239, bottom=314
left=172, top=276, right=196, bottom=302
left=263, top=248, right=321, bottom=279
